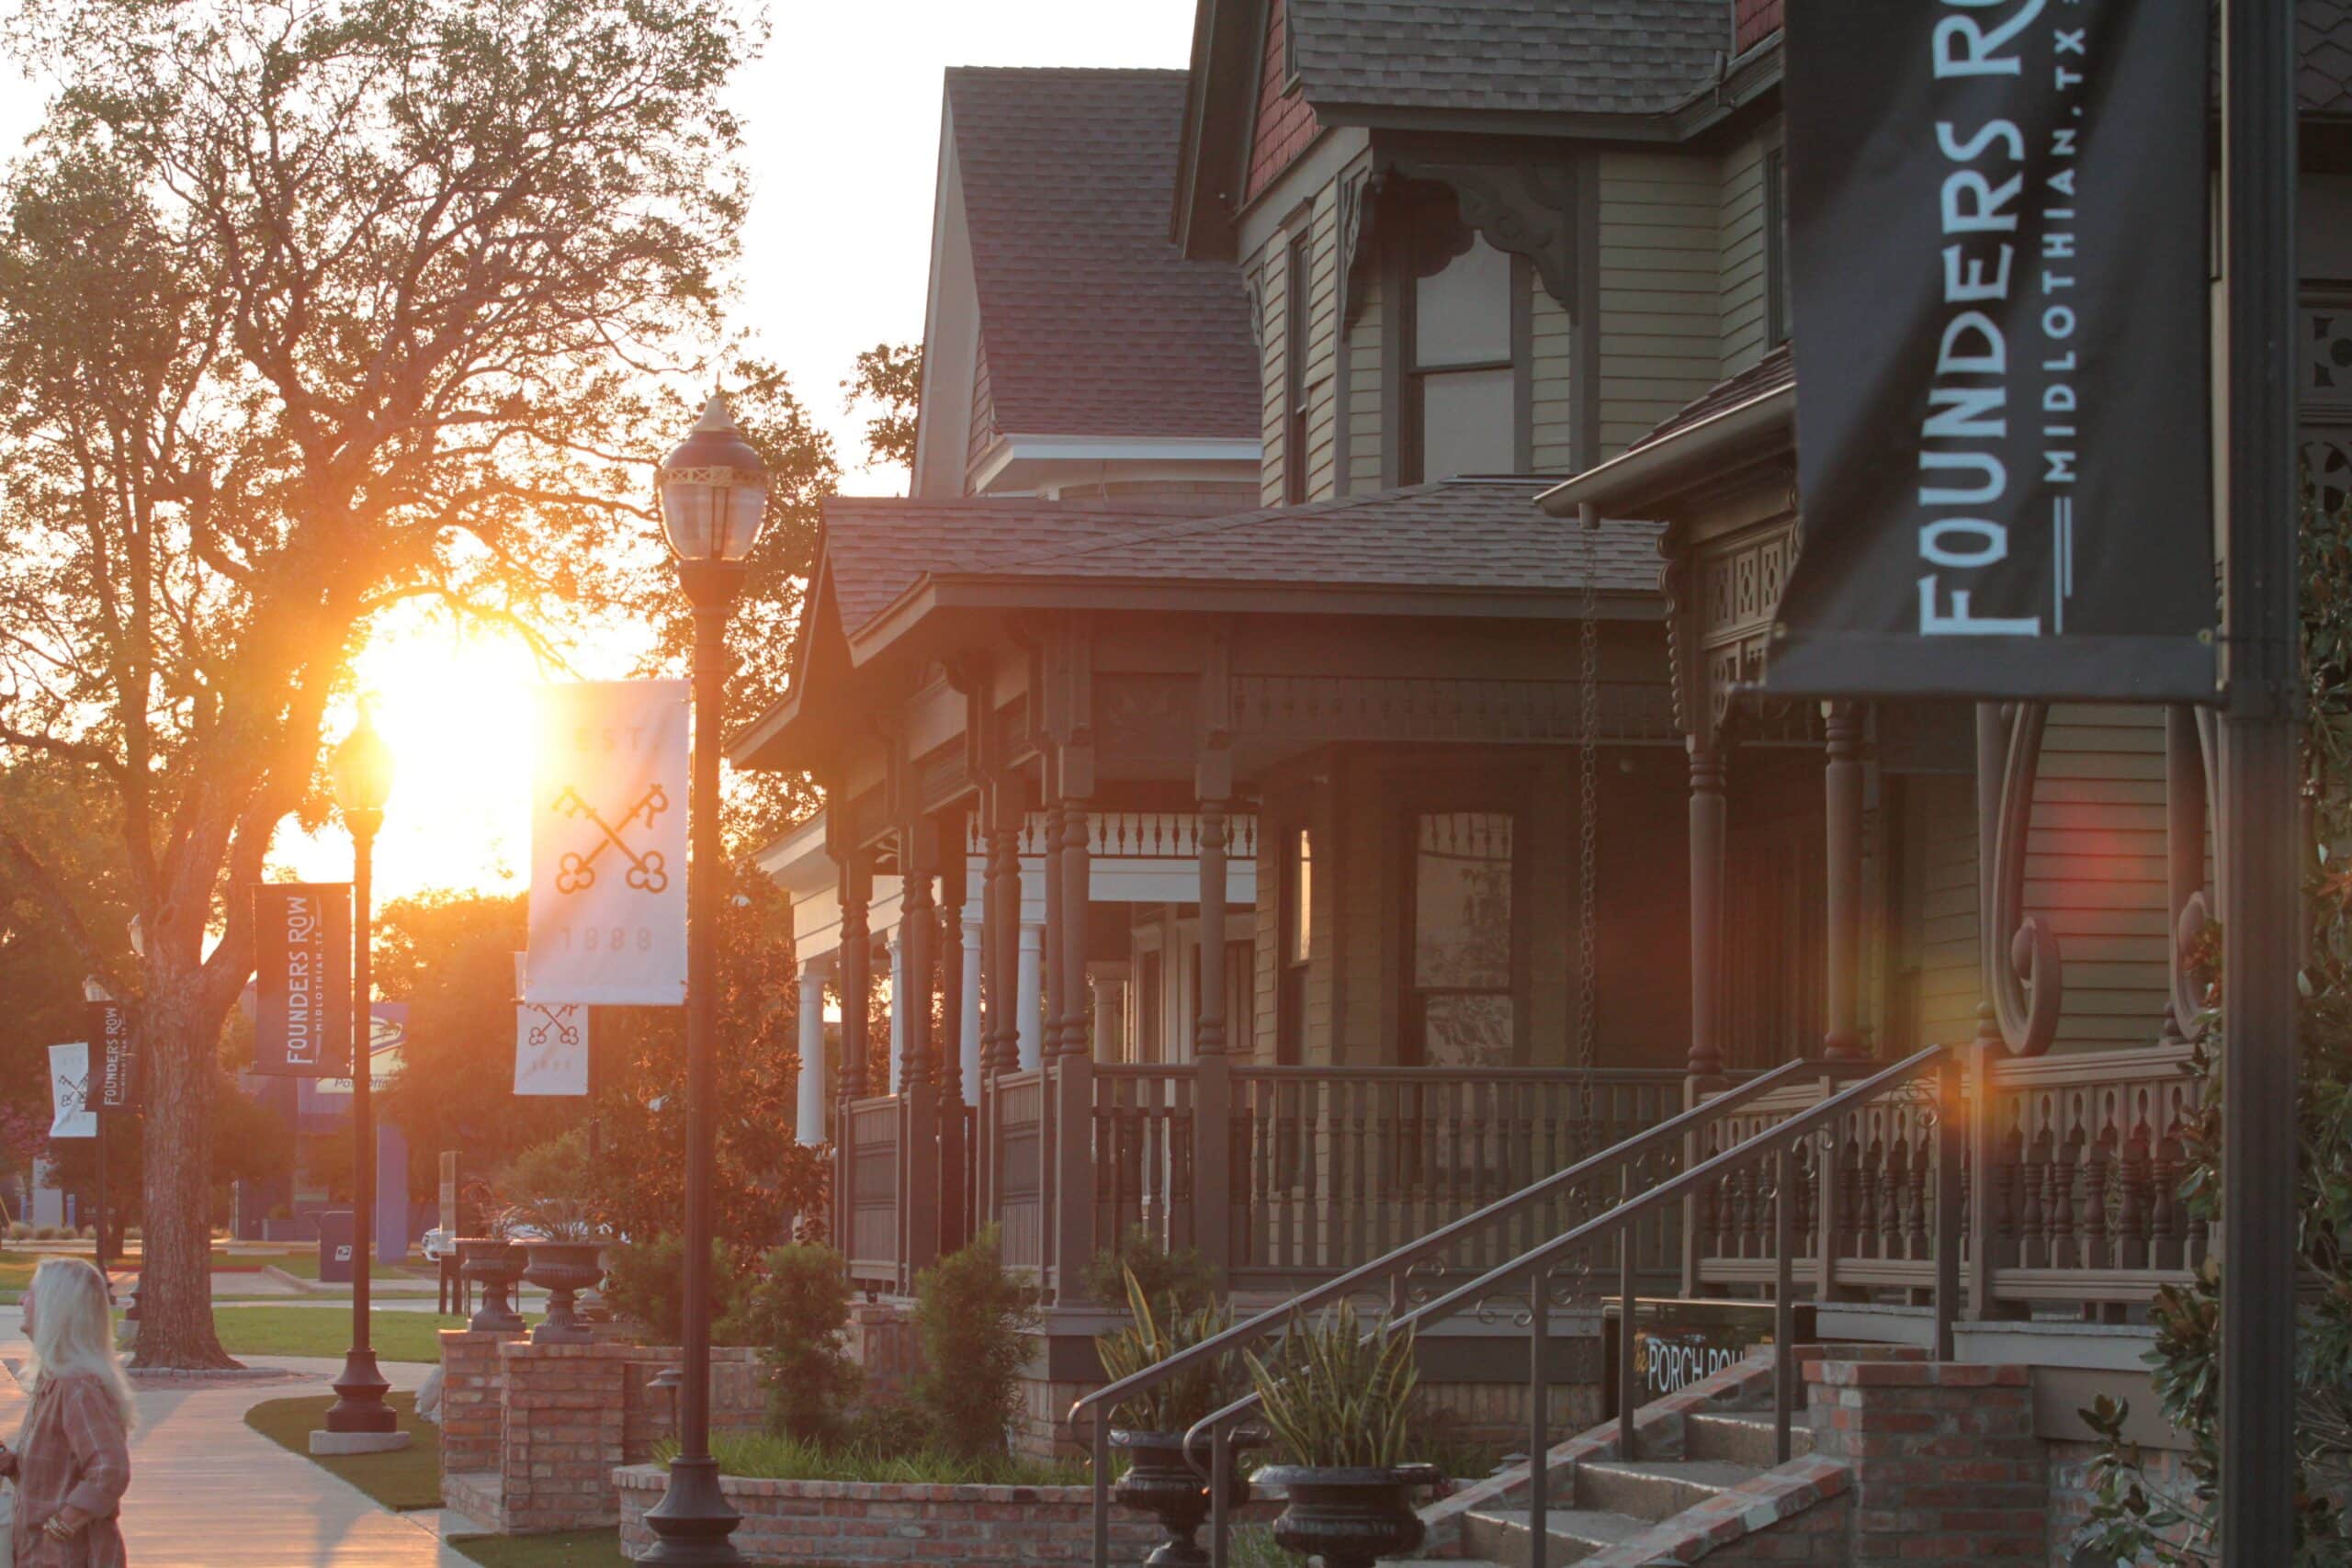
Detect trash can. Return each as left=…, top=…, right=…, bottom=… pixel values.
left=317, top=1209, right=356, bottom=1285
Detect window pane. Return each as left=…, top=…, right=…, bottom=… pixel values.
left=1414, top=234, right=1512, bottom=367
left=1420, top=367, right=1516, bottom=479
left=1413, top=812, right=1513, bottom=989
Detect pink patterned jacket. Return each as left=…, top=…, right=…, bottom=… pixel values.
left=1, top=1371, right=130, bottom=1567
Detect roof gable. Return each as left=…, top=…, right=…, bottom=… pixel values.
left=943, top=67, right=1259, bottom=445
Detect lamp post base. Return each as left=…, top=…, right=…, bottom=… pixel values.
left=324, top=1348, right=398, bottom=1434
left=640, top=1454, right=744, bottom=1565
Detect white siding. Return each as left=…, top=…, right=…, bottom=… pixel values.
left=1531, top=270, right=1576, bottom=472
left=1597, top=151, right=1722, bottom=457
left=1718, top=128, right=1780, bottom=378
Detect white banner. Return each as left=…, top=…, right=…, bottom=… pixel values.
left=48, top=1043, right=95, bottom=1139
left=514, top=1002, right=590, bottom=1096
left=527, top=681, right=689, bottom=1006
left=313, top=1002, right=407, bottom=1097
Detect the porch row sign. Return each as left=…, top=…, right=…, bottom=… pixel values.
left=1771, top=0, right=2216, bottom=700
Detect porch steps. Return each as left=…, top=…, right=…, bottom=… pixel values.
left=1386, top=1355, right=1851, bottom=1567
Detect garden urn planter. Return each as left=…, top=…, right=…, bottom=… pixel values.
left=522, top=1239, right=605, bottom=1344
left=1254, top=1464, right=1440, bottom=1568
left=1110, top=1430, right=1253, bottom=1567
left=457, top=1238, right=526, bottom=1334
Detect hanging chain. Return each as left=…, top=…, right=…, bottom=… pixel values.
left=1574, top=516, right=1602, bottom=1144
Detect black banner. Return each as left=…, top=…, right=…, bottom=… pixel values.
left=88, top=1001, right=135, bottom=1111
left=1771, top=0, right=2215, bottom=700
left=253, top=883, right=352, bottom=1077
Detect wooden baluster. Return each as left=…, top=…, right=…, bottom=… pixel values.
left=2050, top=1111, right=2082, bottom=1274
left=2018, top=1104, right=2050, bottom=1270
left=1839, top=1127, right=1868, bottom=1264
left=2153, top=1094, right=2186, bottom=1271
left=1905, top=1116, right=1931, bottom=1260
left=2084, top=1103, right=2116, bottom=1276
left=1995, top=1110, right=2024, bottom=1274
left=1301, top=1079, right=1323, bottom=1272
left=2117, top=1092, right=2153, bottom=1271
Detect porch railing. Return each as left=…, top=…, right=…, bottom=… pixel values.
left=845, top=1094, right=899, bottom=1290
left=962, top=810, right=1261, bottom=861
left=1093, top=1064, right=1196, bottom=1261
left=992, top=1068, right=1049, bottom=1280
left=1075, top=1047, right=1955, bottom=1568
left=1229, top=1066, right=1689, bottom=1281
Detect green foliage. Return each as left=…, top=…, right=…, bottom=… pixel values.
left=660, top=1428, right=1085, bottom=1488
left=1081, top=1226, right=1218, bottom=1320
left=488, top=1130, right=608, bottom=1241
left=1094, top=1265, right=1233, bottom=1434
left=728, top=1244, right=861, bottom=1444
left=843, top=342, right=922, bottom=473
left=910, top=1224, right=1040, bottom=1461
left=600, top=1235, right=751, bottom=1348
left=1244, top=1301, right=1419, bottom=1471
left=2076, top=488, right=2352, bottom=1565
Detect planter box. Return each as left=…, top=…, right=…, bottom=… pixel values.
left=612, top=1463, right=1167, bottom=1565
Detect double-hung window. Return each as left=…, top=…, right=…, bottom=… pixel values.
left=1404, top=196, right=1518, bottom=483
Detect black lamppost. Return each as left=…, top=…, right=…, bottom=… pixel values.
left=323, top=705, right=399, bottom=1438
left=640, top=393, right=767, bottom=1565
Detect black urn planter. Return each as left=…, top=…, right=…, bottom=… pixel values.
left=522, top=1240, right=605, bottom=1344
left=1110, top=1430, right=1253, bottom=1568
left=1255, top=1464, right=1441, bottom=1568
left=457, top=1238, right=526, bottom=1334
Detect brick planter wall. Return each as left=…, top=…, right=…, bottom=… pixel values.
left=438, top=1334, right=764, bottom=1534
left=613, top=1463, right=1164, bottom=1565
left=1806, top=1359, right=2044, bottom=1566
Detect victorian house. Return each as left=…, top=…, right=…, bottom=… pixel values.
left=738, top=2, right=2352, bottom=1555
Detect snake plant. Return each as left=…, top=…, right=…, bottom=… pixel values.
left=1096, top=1265, right=1234, bottom=1432
left=1244, top=1299, right=1419, bottom=1469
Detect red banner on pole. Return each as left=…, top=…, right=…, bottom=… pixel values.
left=252, top=882, right=353, bottom=1077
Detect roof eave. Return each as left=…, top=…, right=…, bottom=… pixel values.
left=1536, top=385, right=1795, bottom=516
left=1173, top=0, right=1266, bottom=261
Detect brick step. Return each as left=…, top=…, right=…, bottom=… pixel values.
left=1570, top=1457, right=1760, bottom=1522
left=1685, top=1407, right=1815, bottom=1465
left=1458, top=1505, right=1650, bottom=1567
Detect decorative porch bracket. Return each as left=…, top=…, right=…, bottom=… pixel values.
left=1975, top=703, right=2063, bottom=1059
left=1337, top=152, right=1577, bottom=329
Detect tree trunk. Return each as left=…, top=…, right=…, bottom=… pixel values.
left=130, top=965, right=237, bottom=1370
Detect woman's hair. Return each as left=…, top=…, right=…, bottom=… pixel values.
left=22, top=1258, right=134, bottom=1432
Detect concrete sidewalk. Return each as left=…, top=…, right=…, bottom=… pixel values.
left=0, top=1311, right=481, bottom=1567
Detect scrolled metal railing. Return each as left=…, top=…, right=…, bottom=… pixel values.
left=1069, top=1055, right=1826, bottom=1567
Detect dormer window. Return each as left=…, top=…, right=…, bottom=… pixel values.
left=1401, top=187, right=1521, bottom=483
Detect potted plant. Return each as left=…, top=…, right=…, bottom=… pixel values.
left=1244, top=1300, right=1437, bottom=1568
left=1095, top=1267, right=1246, bottom=1567
left=500, top=1196, right=610, bottom=1344
left=456, top=1209, right=527, bottom=1336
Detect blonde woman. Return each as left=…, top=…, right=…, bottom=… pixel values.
left=0, top=1258, right=132, bottom=1565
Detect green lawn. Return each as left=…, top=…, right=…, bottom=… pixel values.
left=212, top=1305, right=506, bottom=1363
left=243, top=1392, right=441, bottom=1510
left=448, top=1529, right=625, bottom=1565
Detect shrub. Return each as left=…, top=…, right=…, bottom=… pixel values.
left=1245, top=1300, right=1419, bottom=1470
left=660, top=1429, right=1085, bottom=1488
left=602, top=1235, right=752, bottom=1348
left=1080, top=1226, right=1217, bottom=1319
left=728, top=1243, right=860, bottom=1443
left=911, top=1224, right=1038, bottom=1461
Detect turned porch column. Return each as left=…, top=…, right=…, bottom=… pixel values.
left=1687, top=740, right=1726, bottom=1079
left=936, top=830, right=969, bottom=1256
left=1193, top=765, right=1236, bottom=1276
left=884, top=931, right=903, bottom=1094
left=898, top=823, right=940, bottom=1282
left=1050, top=792, right=1096, bottom=1299
left=960, top=914, right=984, bottom=1095
left=1822, top=702, right=1866, bottom=1060
left=977, top=795, right=1022, bottom=1227
left=1016, top=923, right=1045, bottom=1070
left=833, top=852, right=873, bottom=1259
left=795, top=955, right=831, bottom=1148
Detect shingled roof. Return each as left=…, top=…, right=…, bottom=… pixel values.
left=946, top=67, right=1259, bottom=443
left=2305, top=0, right=2352, bottom=113
left=1285, top=0, right=1731, bottom=118
left=818, top=481, right=1662, bottom=646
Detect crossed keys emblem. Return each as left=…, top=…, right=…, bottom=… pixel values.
left=524, top=1003, right=583, bottom=1049
left=551, top=784, right=671, bottom=895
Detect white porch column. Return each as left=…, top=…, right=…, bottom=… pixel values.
left=1016, top=921, right=1044, bottom=1071
left=887, top=931, right=905, bottom=1094
left=796, top=957, right=831, bottom=1146
left=960, top=916, right=984, bottom=1097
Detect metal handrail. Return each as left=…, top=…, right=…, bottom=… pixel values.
left=1158, top=1044, right=1960, bottom=1568
left=1075, top=1056, right=1825, bottom=1561
left=1228, top=1064, right=1696, bottom=1082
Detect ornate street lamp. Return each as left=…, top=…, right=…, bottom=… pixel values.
left=322, top=704, right=401, bottom=1442
left=640, top=393, right=767, bottom=1565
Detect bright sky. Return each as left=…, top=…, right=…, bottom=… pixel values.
left=0, top=3, right=1197, bottom=903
